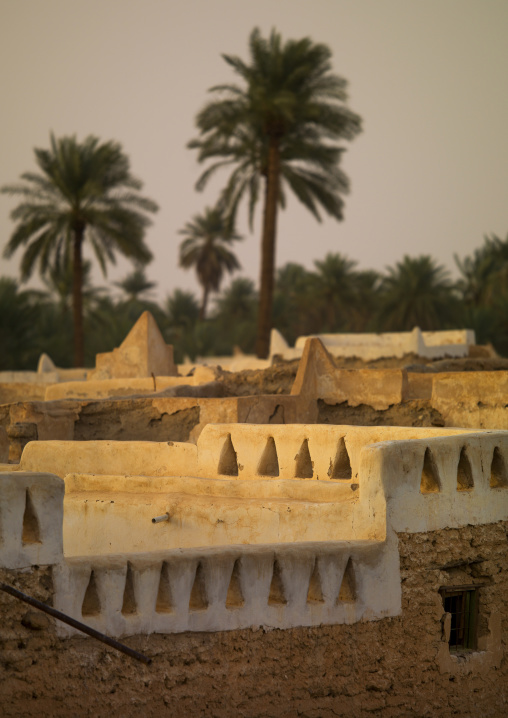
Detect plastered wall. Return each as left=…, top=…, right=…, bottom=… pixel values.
left=288, top=327, right=474, bottom=361
left=431, top=371, right=508, bottom=429
left=2, top=424, right=507, bottom=641
left=1, top=513, right=507, bottom=717
left=0, top=472, right=63, bottom=569
left=0, top=392, right=305, bottom=463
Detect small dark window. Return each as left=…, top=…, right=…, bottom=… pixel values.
left=441, top=587, right=478, bottom=651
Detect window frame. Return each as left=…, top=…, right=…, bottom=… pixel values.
left=440, top=585, right=480, bottom=652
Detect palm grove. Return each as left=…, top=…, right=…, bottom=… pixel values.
left=2, top=29, right=508, bottom=369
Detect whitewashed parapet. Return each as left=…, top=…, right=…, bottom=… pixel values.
left=44, top=365, right=219, bottom=401
left=196, top=424, right=475, bottom=483
left=18, top=425, right=464, bottom=483
left=421, top=329, right=475, bottom=347
left=0, top=472, right=64, bottom=569
left=0, top=358, right=86, bottom=387
left=58, top=425, right=499, bottom=557
left=19, top=439, right=198, bottom=479
left=53, top=537, right=400, bottom=638
left=0, top=370, right=60, bottom=384
left=62, top=473, right=370, bottom=556
left=3, top=425, right=508, bottom=638
left=282, top=327, right=474, bottom=361
left=365, top=431, right=508, bottom=532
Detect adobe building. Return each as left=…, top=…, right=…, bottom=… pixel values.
left=1, top=317, right=508, bottom=715
left=1, top=423, right=508, bottom=716
left=4, top=335, right=508, bottom=464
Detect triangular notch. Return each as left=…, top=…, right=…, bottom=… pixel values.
left=121, top=562, right=137, bottom=615
left=218, top=434, right=239, bottom=476
left=329, top=437, right=352, bottom=480
left=295, top=439, right=313, bottom=479
left=306, top=560, right=325, bottom=604
left=420, top=447, right=441, bottom=493
left=257, top=437, right=279, bottom=477
left=155, top=562, right=173, bottom=613
left=268, top=560, right=287, bottom=605
left=226, top=560, right=244, bottom=609
left=457, top=447, right=474, bottom=491
left=337, top=558, right=356, bottom=603
left=22, top=489, right=41, bottom=545
left=490, top=447, right=508, bottom=488
left=189, top=563, right=208, bottom=612
left=82, top=571, right=101, bottom=617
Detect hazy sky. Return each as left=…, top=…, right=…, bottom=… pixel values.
left=2, top=0, right=508, bottom=303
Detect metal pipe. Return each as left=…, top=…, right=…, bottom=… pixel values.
left=152, top=513, right=170, bottom=524
left=0, top=581, right=152, bottom=665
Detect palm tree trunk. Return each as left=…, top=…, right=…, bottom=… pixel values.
left=200, top=285, right=209, bottom=321
left=72, top=224, right=85, bottom=367
left=256, top=137, right=280, bottom=359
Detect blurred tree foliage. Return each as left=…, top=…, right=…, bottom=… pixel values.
left=455, top=234, right=508, bottom=355
left=2, top=234, right=508, bottom=370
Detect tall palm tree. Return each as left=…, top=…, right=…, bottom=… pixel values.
left=42, top=255, right=104, bottom=314
left=178, top=206, right=242, bottom=320
left=39, top=256, right=106, bottom=365
left=189, top=28, right=362, bottom=357
left=378, top=255, right=460, bottom=331
left=1, top=133, right=158, bottom=366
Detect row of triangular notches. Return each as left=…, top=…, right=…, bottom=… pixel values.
left=81, top=557, right=357, bottom=618
left=218, top=434, right=353, bottom=480
left=420, top=445, right=508, bottom=494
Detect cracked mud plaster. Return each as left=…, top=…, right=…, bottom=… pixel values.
left=318, top=398, right=445, bottom=428
left=1, top=522, right=507, bottom=717
left=74, top=402, right=200, bottom=442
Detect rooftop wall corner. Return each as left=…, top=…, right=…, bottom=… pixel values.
left=0, top=471, right=64, bottom=569
left=372, top=431, right=508, bottom=533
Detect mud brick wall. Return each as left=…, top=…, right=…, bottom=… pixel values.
left=1, top=522, right=507, bottom=717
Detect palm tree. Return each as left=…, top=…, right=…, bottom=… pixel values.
left=189, top=28, right=362, bottom=357
left=273, top=262, right=318, bottom=341
left=165, top=289, right=201, bottom=329
left=456, top=234, right=508, bottom=307
left=1, top=133, right=158, bottom=366
left=163, top=289, right=202, bottom=362
left=42, top=255, right=104, bottom=314
left=212, top=278, right=258, bottom=354
left=114, top=267, right=157, bottom=303
left=39, top=256, right=106, bottom=365
left=313, top=253, right=357, bottom=331
left=348, top=269, right=383, bottom=332
left=455, top=234, right=508, bottom=354
left=112, top=267, right=163, bottom=329
left=378, top=255, right=460, bottom=331
left=0, top=277, right=41, bottom=370
left=178, top=206, right=242, bottom=320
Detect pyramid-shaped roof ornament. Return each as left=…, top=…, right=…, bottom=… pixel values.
left=92, top=311, right=177, bottom=379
